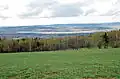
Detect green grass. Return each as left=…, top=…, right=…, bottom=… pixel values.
left=0, top=48, right=120, bottom=79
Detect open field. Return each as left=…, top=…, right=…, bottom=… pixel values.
left=0, top=48, right=120, bottom=79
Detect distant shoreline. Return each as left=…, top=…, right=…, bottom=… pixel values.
left=17, top=29, right=113, bottom=34
left=111, top=26, right=120, bottom=29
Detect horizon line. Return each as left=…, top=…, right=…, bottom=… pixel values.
left=0, top=21, right=120, bottom=28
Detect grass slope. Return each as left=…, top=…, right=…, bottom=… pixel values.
left=0, top=48, right=120, bottom=79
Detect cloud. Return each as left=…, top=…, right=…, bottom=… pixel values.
left=0, top=15, right=10, bottom=20
left=0, top=5, right=10, bottom=20
left=0, top=5, right=8, bottom=10
left=3, top=0, right=120, bottom=19
left=84, top=9, right=97, bottom=16
left=100, top=0, right=120, bottom=16
left=18, top=0, right=91, bottom=18
left=101, top=9, right=120, bottom=16
left=19, top=0, right=57, bottom=18
left=51, top=3, right=83, bottom=17
left=0, top=0, right=120, bottom=26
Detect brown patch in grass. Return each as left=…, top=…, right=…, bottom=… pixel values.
left=80, top=77, right=116, bottom=79
left=44, top=71, right=60, bottom=75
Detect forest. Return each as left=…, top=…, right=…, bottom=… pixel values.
left=0, top=30, right=120, bottom=53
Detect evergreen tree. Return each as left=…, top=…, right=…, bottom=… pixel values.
left=102, top=32, right=109, bottom=48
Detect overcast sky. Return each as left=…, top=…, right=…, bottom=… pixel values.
left=0, top=0, right=120, bottom=26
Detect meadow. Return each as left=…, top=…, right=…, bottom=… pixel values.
left=0, top=48, right=120, bottom=79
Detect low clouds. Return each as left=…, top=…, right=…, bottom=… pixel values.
left=51, top=3, right=83, bottom=17
left=0, top=0, right=120, bottom=25
left=0, top=15, right=10, bottom=20
left=18, top=0, right=120, bottom=19
left=0, top=5, right=8, bottom=10
left=1, top=0, right=120, bottom=19
left=0, top=5, right=10, bottom=20
left=19, top=0, right=57, bottom=18
left=18, top=0, right=91, bottom=18
left=84, top=9, right=96, bottom=16
left=100, top=0, right=120, bottom=16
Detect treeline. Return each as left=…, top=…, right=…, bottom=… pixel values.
left=0, top=30, right=120, bottom=53
left=0, top=36, right=94, bottom=53
left=96, top=30, right=120, bottom=48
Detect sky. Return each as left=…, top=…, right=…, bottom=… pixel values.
left=0, top=0, right=120, bottom=26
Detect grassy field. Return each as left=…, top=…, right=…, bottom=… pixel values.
left=0, top=48, right=120, bottom=79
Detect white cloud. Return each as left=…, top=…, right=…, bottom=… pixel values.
left=0, top=0, right=120, bottom=26
left=51, top=3, right=83, bottom=17
left=18, top=0, right=57, bottom=18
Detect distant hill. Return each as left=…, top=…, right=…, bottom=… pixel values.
left=0, top=22, right=120, bottom=38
